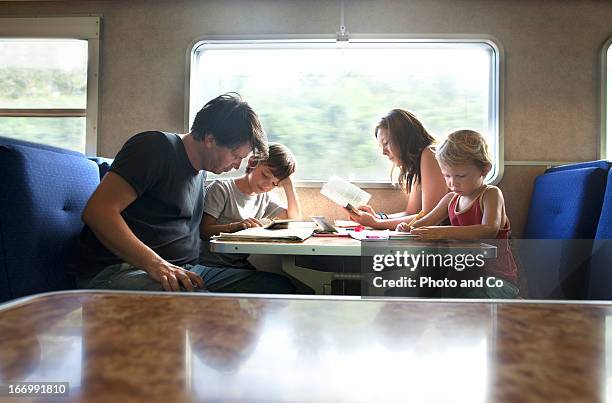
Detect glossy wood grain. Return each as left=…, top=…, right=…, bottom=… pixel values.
left=0, top=291, right=608, bottom=402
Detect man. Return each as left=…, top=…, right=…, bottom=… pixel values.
left=66, top=93, right=295, bottom=293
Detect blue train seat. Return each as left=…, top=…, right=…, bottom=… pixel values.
left=522, top=166, right=609, bottom=299
left=0, top=137, right=100, bottom=302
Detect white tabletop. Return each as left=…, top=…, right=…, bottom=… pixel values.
left=210, top=237, right=497, bottom=258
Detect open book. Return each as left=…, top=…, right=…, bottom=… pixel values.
left=211, top=227, right=314, bottom=243
left=320, top=175, right=371, bottom=211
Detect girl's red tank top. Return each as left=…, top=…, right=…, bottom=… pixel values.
left=448, top=187, right=518, bottom=282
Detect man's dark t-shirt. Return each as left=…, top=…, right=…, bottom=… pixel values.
left=66, top=131, right=206, bottom=279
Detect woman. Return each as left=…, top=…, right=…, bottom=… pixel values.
left=348, top=109, right=448, bottom=229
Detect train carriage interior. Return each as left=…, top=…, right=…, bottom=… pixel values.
left=1, top=1, right=612, bottom=402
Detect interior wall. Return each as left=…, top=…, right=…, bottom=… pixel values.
left=2, top=0, right=611, bottom=236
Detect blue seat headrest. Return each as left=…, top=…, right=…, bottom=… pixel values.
left=546, top=160, right=612, bottom=174
left=524, top=167, right=608, bottom=239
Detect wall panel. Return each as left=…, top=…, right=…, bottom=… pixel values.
left=2, top=0, right=610, bottom=236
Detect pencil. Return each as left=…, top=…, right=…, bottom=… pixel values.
left=405, top=210, right=426, bottom=229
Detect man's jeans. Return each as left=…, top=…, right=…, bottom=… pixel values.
left=77, top=263, right=296, bottom=294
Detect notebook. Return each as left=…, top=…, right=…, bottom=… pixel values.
left=311, top=216, right=337, bottom=232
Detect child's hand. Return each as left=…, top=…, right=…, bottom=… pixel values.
left=233, top=218, right=263, bottom=231
left=396, top=222, right=411, bottom=232
left=279, top=175, right=294, bottom=189
left=409, top=226, right=446, bottom=240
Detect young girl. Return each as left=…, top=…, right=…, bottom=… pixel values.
left=398, top=129, right=519, bottom=298
left=347, top=109, right=448, bottom=229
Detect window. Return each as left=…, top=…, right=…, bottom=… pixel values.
left=604, top=39, right=612, bottom=159
left=188, top=38, right=501, bottom=185
left=0, top=17, right=100, bottom=154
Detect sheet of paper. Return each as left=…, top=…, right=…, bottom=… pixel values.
left=334, top=219, right=361, bottom=228
left=320, top=175, right=371, bottom=209
left=349, top=230, right=419, bottom=241
left=349, top=229, right=390, bottom=241
left=388, top=231, right=419, bottom=240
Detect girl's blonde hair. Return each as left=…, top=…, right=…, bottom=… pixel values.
left=436, top=129, right=492, bottom=171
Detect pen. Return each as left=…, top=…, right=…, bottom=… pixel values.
left=406, top=210, right=426, bottom=229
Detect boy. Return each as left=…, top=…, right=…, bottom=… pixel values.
left=200, top=143, right=300, bottom=268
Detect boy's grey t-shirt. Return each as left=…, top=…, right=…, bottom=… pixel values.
left=200, top=178, right=285, bottom=267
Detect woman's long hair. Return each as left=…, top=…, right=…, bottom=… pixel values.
left=375, top=109, right=436, bottom=193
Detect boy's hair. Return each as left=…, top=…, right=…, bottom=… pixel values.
left=375, top=109, right=436, bottom=193
left=191, top=92, right=268, bottom=159
left=247, top=143, right=296, bottom=180
left=436, top=129, right=492, bottom=172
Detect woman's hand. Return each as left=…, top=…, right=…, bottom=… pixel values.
left=357, top=204, right=376, bottom=215
left=409, top=226, right=447, bottom=240
left=346, top=208, right=379, bottom=227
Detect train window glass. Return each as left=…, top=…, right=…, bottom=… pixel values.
left=0, top=18, right=100, bottom=154
left=0, top=40, right=87, bottom=109
left=189, top=40, right=501, bottom=185
left=607, top=44, right=612, bottom=159
left=0, top=117, right=86, bottom=151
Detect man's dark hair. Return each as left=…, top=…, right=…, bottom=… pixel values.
left=191, top=92, right=268, bottom=158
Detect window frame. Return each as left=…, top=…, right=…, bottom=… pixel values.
left=0, top=17, right=101, bottom=155
left=602, top=37, right=612, bottom=159
left=186, top=34, right=504, bottom=187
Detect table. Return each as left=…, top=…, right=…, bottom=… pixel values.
left=211, top=237, right=497, bottom=294
left=0, top=291, right=605, bottom=402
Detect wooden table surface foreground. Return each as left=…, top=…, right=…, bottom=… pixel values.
left=0, top=291, right=607, bottom=402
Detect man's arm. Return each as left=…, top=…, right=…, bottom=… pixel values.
left=82, top=172, right=204, bottom=292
